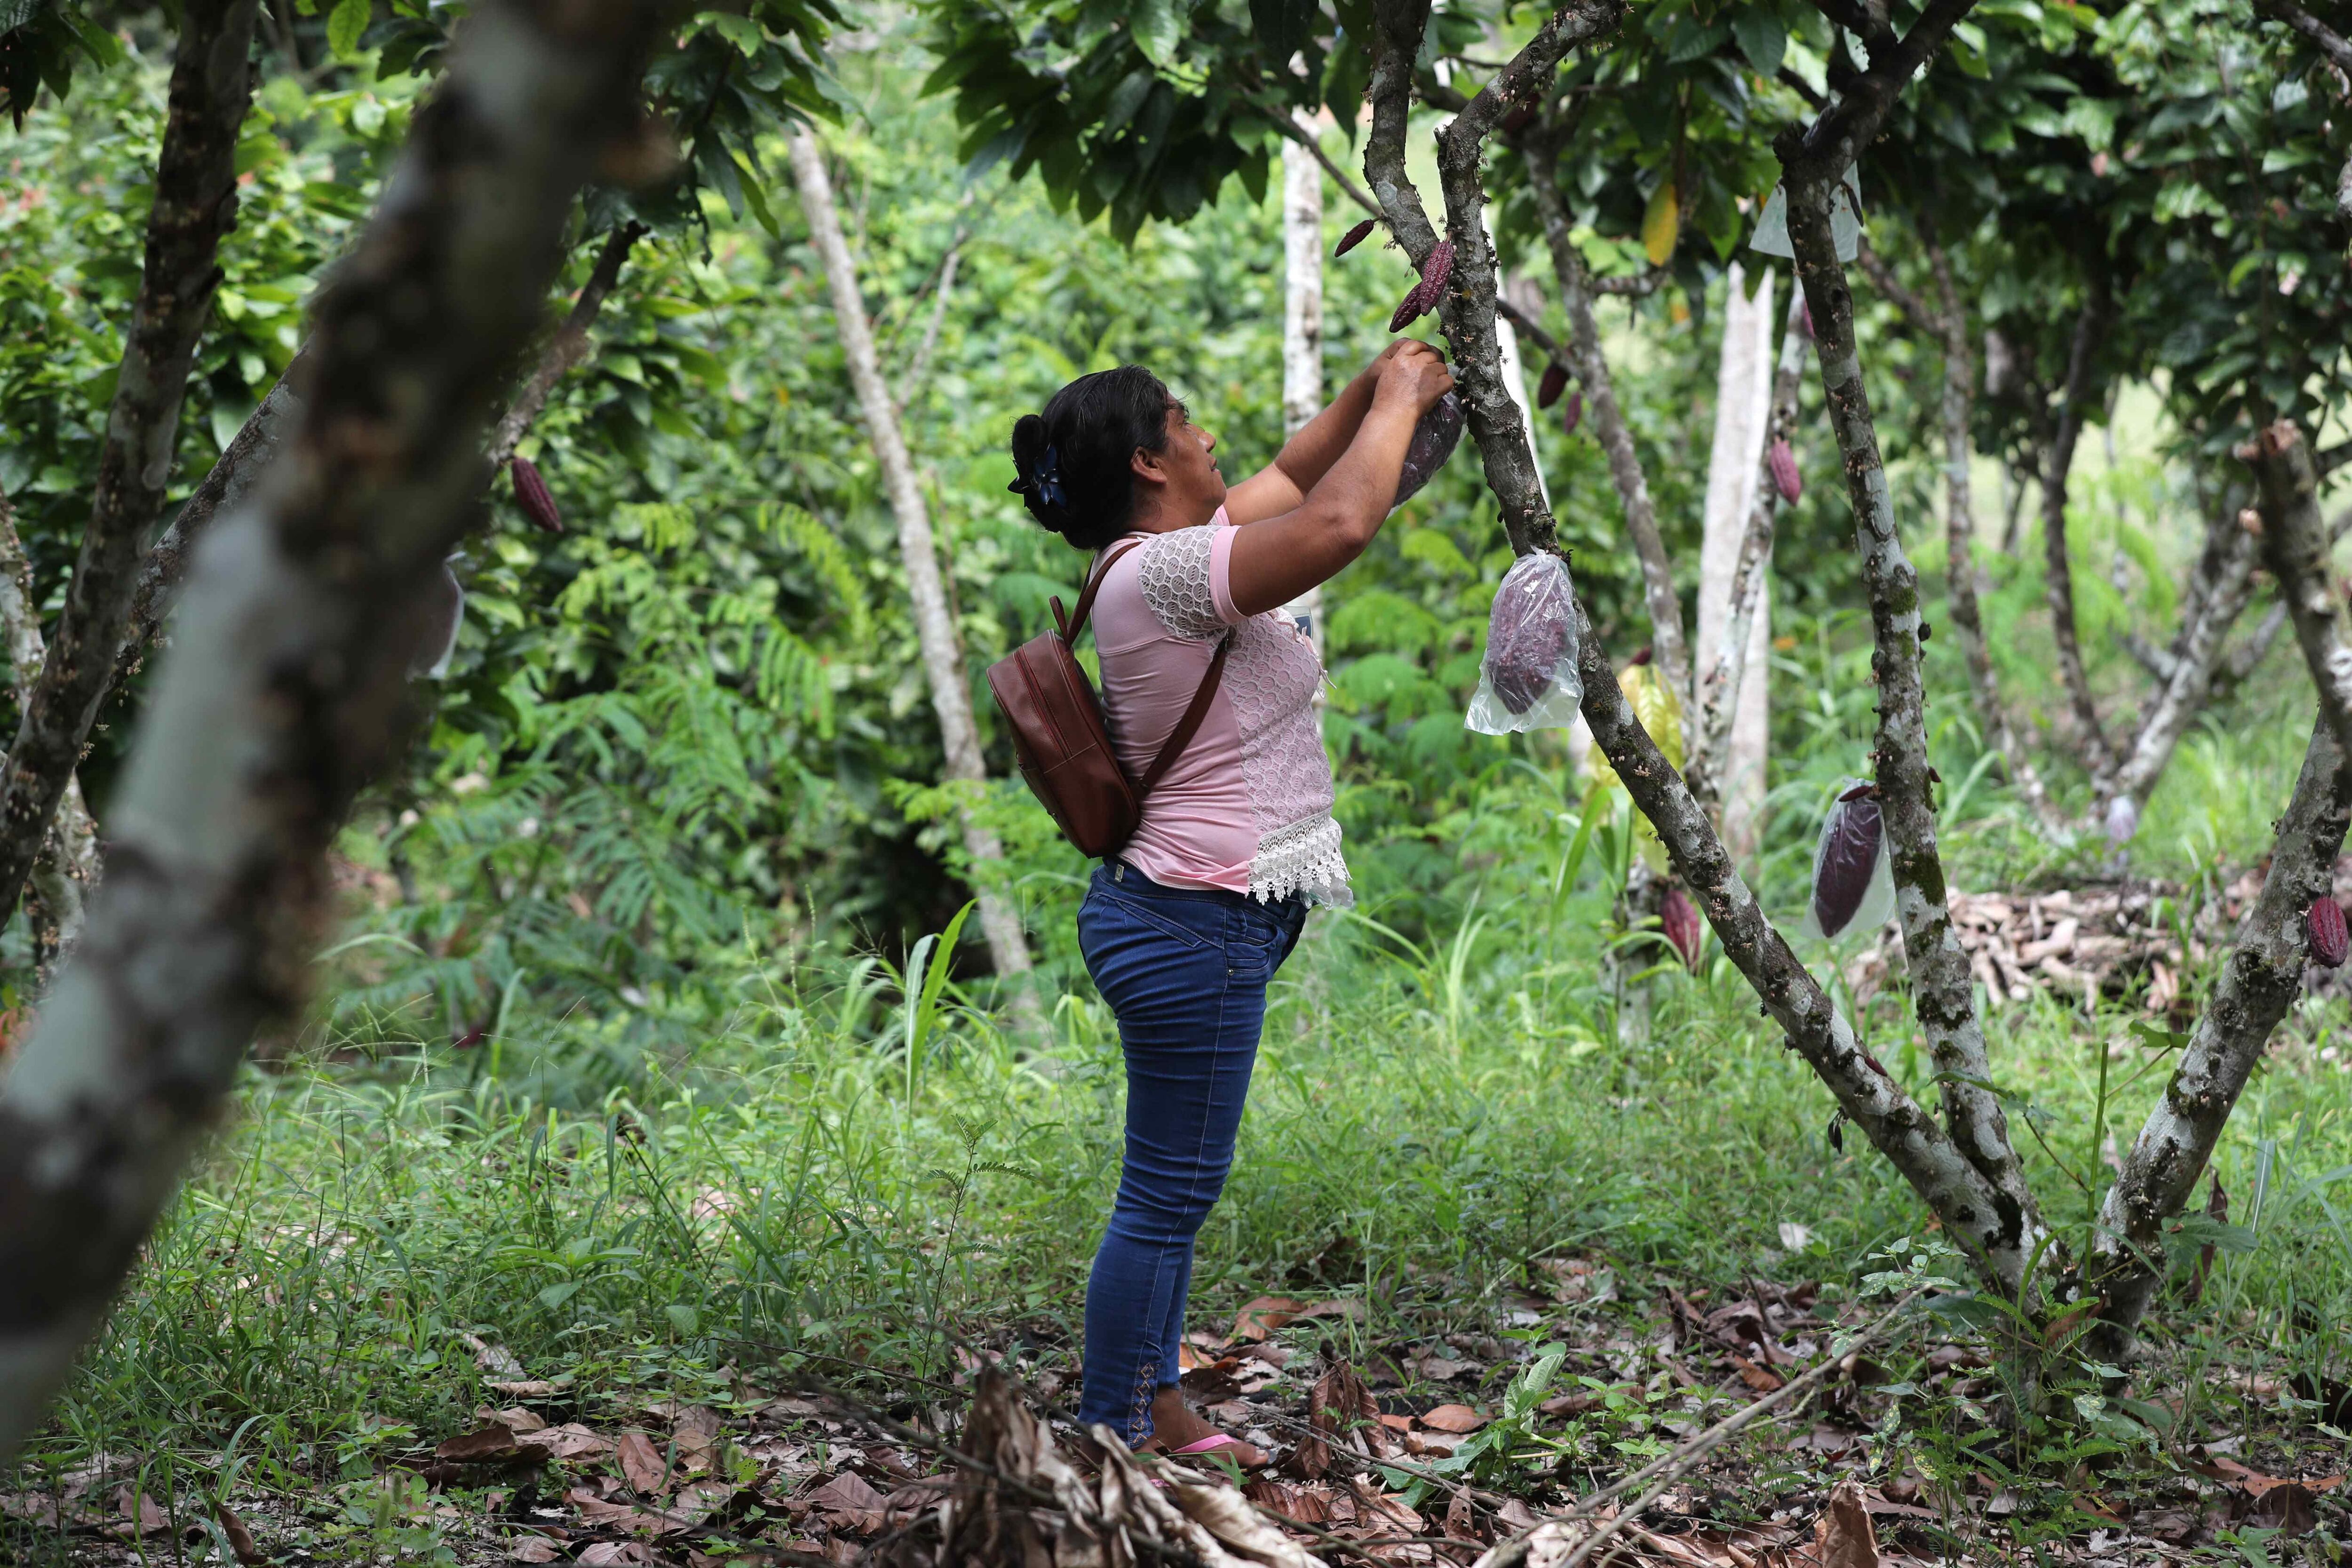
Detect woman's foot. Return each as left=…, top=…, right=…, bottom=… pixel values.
left=1143, top=1387, right=1268, bottom=1467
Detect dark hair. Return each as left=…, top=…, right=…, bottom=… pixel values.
left=1009, top=366, right=1177, bottom=551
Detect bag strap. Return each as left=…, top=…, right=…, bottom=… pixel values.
left=1046, top=533, right=1231, bottom=799
left=1137, top=631, right=1230, bottom=796
left=1052, top=536, right=1146, bottom=644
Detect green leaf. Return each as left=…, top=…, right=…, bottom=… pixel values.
left=665, top=1303, right=700, bottom=1334
left=538, top=1280, right=583, bottom=1309
left=1128, top=0, right=1184, bottom=68
left=1729, top=9, right=1784, bottom=74
left=327, top=0, right=370, bottom=60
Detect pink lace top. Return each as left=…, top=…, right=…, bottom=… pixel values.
left=1090, top=511, right=1351, bottom=906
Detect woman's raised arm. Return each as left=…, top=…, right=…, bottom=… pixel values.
left=1223, top=341, right=1417, bottom=526
left=1224, top=342, right=1453, bottom=616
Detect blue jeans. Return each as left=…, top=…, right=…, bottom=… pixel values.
left=1074, top=861, right=1307, bottom=1446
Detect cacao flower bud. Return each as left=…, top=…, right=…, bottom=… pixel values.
left=2310, top=896, right=2348, bottom=967
left=1335, top=218, right=1377, bottom=258
left=1562, top=390, right=1583, bottom=436
left=1661, top=885, right=1702, bottom=971
left=511, top=456, right=564, bottom=533
left=1768, top=439, right=1801, bottom=505
left=1391, top=391, right=1465, bottom=509
left=1537, top=362, right=1569, bottom=409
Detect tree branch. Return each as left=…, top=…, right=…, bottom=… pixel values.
left=1521, top=129, right=1688, bottom=692
left=485, top=221, right=644, bottom=468
left=0, top=0, right=263, bottom=934
left=0, top=0, right=667, bottom=1453
left=2103, top=525, right=2261, bottom=819
left=0, top=491, right=100, bottom=967
left=2087, top=419, right=2352, bottom=1353
left=1788, top=0, right=1977, bottom=174
left=1253, top=96, right=1380, bottom=217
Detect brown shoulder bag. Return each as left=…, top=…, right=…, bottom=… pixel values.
left=985, top=538, right=1230, bottom=859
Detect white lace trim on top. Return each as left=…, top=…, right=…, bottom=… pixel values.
left=1251, top=814, right=1352, bottom=907
left=1135, top=526, right=1225, bottom=640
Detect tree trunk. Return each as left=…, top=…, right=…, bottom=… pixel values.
left=0, top=0, right=262, bottom=935
left=0, top=0, right=665, bottom=1453
left=486, top=222, right=645, bottom=468
left=1280, top=120, right=1327, bottom=696
left=1688, top=288, right=1804, bottom=825
left=2088, top=420, right=2352, bottom=1353
left=1367, top=0, right=2070, bottom=1300
left=0, top=493, right=100, bottom=967
left=1781, top=115, right=2044, bottom=1271
left=2041, top=289, right=2113, bottom=780
left=784, top=125, right=1037, bottom=998
left=1692, top=262, right=1775, bottom=861
left=1922, top=246, right=2059, bottom=826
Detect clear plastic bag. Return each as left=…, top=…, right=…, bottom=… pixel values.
left=1466, top=551, right=1584, bottom=734
left=1801, top=779, right=1895, bottom=941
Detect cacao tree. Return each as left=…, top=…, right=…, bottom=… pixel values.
left=920, top=0, right=2352, bottom=1374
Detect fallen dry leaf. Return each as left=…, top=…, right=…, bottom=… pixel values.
left=488, top=1380, right=561, bottom=1398
left=805, top=1470, right=890, bottom=1535
left=461, top=1332, right=527, bottom=1378
left=518, top=1423, right=613, bottom=1462
left=1808, top=1480, right=1880, bottom=1568
left=435, top=1423, right=525, bottom=1464
left=479, top=1405, right=548, bottom=1433
left=107, top=1486, right=170, bottom=1541
left=1419, top=1404, right=1487, bottom=1434
left=508, top=1536, right=565, bottom=1563
left=616, top=1431, right=668, bottom=1494
left=577, top=1543, right=658, bottom=1566
left=214, top=1502, right=265, bottom=1567
left=1728, top=1353, right=1784, bottom=1393
left=1231, top=1296, right=1311, bottom=1343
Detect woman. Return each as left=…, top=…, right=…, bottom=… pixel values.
left=1005, top=340, right=1454, bottom=1460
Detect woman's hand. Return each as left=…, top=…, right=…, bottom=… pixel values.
left=1225, top=342, right=1446, bottom=528
left=1373, top=340, right=1454, bottom=416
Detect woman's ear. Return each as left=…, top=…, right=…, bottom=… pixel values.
left=1130, top=445, right=1170, bottom=490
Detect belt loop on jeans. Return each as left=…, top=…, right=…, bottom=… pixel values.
left=1112, top=861, right=1127, bottom=883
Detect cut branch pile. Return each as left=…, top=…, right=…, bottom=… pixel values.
left=1839, top=865, right=2352, bottom=1016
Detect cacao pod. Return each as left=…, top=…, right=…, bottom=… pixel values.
left=1499, top=104, right=1537, bottom=135
left=1392, top=391, right=1465, bottom=508
left=1562, top=390, right=1583, bottom=436
left=1388, top=287, right=1424, bottom=333
left=1768, top=439, right=1801, bottom=506
left=1485, top=556, right=1572, bottom=715
left=1661, top=885, right=1702, bottom=971
left=511, top=456, right=564, bottom=533
left=1811, top=782, right=1887, bottom=940
left=1335, top=218, right=1377, bottom=258
left=1537, top=363, right=1569, bottom=409
left=2311, top=896, right=2349, bottom=968
left=1390, top=240, right=1455, bottom=329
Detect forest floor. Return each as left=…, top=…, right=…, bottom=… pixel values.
left=18, top=1237, right=2349, bottom=1566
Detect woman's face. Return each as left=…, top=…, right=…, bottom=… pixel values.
left=1136, top=402, right=1226, bottom=522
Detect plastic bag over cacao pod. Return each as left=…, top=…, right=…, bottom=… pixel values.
left=1801, top=779, right=1896, bottom=942
left=1466, top=551, right=1583, bottom=734
left=1391, top=391, right=1465, bottom=510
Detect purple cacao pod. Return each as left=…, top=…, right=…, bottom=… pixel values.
left=1537, top=363, right=1569, bottom=410
left=1389, top=239, right=1455, bottom=329
left=1768, top=439, right=1801, bottom=506
left=1388, top=286, right=1424, bottom=333
left=1661, top=885, right=1702, bottom=971
left=1562, top=390, right=1583, bottom=436
left=511, top=456, right=564, bottom=533
left=1335, top=218, right=1377, bottom=258
left=2311, top=897, right=2348, bottom=967
left=1485, top=551, right=1573, bottom=715
left=1392, top=390, right=1464, bottom=509
left=1811, top=783, right=1885, bottom=940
